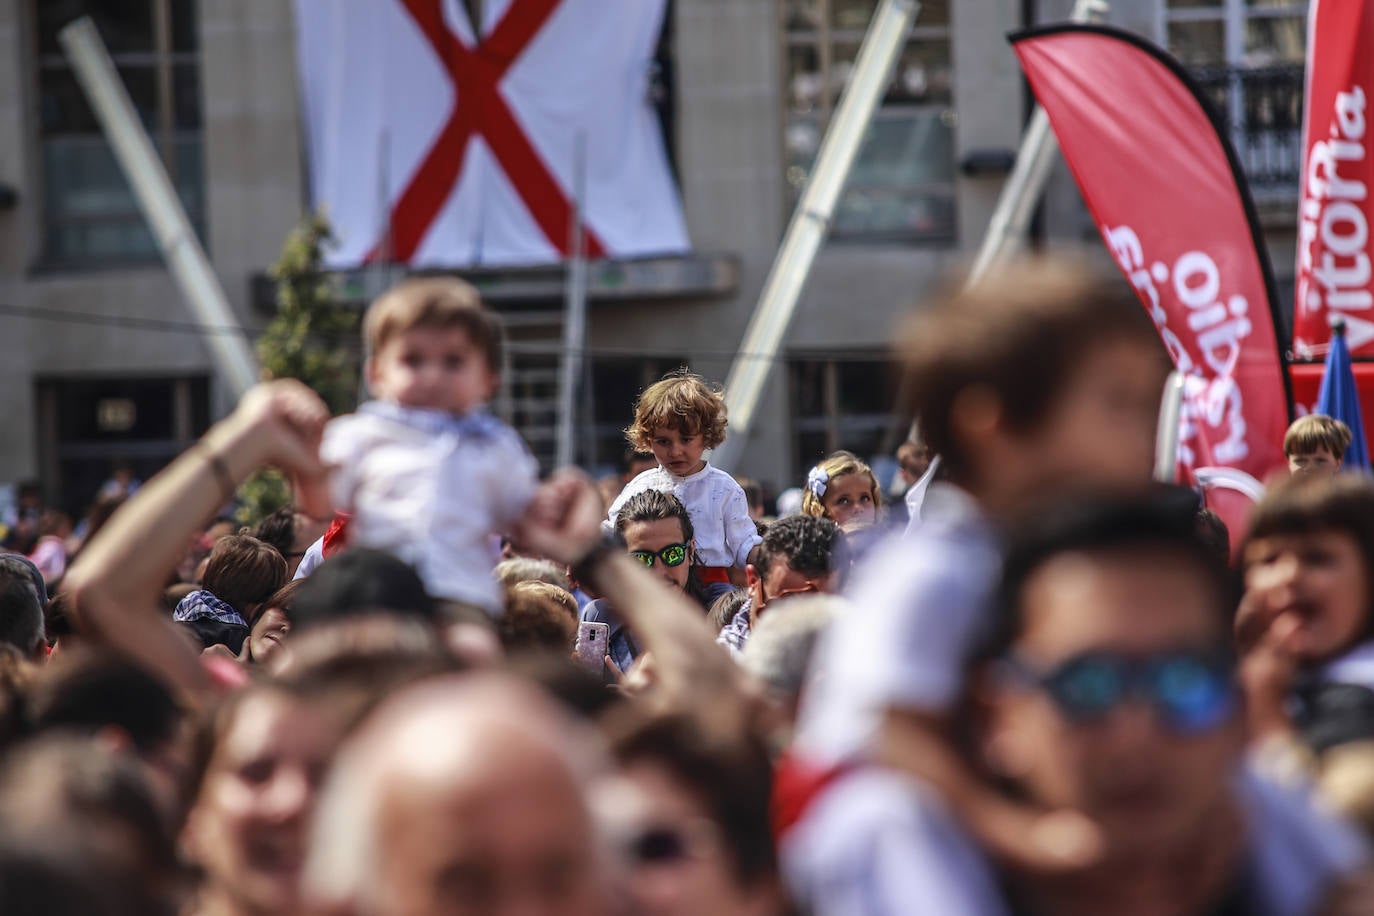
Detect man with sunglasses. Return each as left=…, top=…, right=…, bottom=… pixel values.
left=718, top=515, right=842, bottom=658
left=784, top=495, right=1369, bottom=915
left=583, top=490, right=712, bottom=676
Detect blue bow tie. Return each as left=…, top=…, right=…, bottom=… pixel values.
left=359, top=401, right=500, bottom=439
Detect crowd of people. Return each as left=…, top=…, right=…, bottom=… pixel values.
left=0, top=258, right=1373, bottom=914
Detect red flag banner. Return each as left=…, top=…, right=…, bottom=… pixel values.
left=1293, top=0, right=1374, bottom=357
left=1011, top=25, right=1292, bottom=495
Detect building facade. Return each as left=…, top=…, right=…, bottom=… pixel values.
left=0, top=0, right=1307, bottom=511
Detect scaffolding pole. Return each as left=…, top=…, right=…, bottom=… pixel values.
left=713, top=0, right=921, bottom=471
left=967, top=0, right=1110, bottom=281
left=60, top=17, right=258, bottom=398
left=555, top=133, right=590, bottom=469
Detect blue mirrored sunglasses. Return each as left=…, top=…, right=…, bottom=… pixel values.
left=1003, top=650, right=1237, bottom=735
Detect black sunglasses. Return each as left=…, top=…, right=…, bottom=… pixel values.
left=624, top=819, right=715, bottom=866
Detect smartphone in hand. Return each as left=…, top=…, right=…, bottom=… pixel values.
left=574, top=621, right=610, bottom=675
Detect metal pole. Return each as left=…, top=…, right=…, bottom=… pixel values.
left=60, top=17, right=258, bottom=397
left=714, top=0, right=920, bottom=471
left=152, top=0, right=176, bottom=179
left=556, top=133, right=590, bottom=469
left=1154, top=371, right=1186, bottom=482
left=876, top=0, right=1109, bottom=456
left=967, top=0, right=1109, bottom=281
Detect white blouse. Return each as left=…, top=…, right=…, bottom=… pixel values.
left=606, top=462, right=760, bottom=569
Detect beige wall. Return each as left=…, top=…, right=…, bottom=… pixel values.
left=588, top=0, right=1028, bottom=488
left=0, top=0, right=303, bottom=488
left=0, top=0, right=1142, bottom=497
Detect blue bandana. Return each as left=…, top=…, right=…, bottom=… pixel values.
left=172, top=589, right=247, bottom=628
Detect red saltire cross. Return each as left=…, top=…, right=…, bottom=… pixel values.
left=371, top=0, right=608, bottom=263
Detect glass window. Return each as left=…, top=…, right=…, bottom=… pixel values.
left=40, top=374, right=210, bottom=512
left=783, top=0, right=955, bottom=241
left=35, top=0, right=204, bottom=266
left=1162, top=0, right=1307, bottom=200
left=832, top=0, right=948, bottom=29
left=1167, top=19, right=1226, bottom=67
left=1243, top=16, right=1305, bottom=66
left=585, top=356, right=690, bottom=473
left=789, top=356, right=900, bottom=480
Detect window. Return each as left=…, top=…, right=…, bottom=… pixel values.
left=34, top=0, right=204, bottom=265
left=790, top=355, right=899, bottom=480
left=1161, top=0, right=1306, bottom=199
left=783, top=0, right=956, bottom=241
left=36, top=375, right=210, bottom=512
left=586, top=356, right=689, bottom=474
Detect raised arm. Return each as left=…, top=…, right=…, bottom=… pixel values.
left=62, top=381, right=331, bottom=694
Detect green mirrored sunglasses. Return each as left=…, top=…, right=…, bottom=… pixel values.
left=630, top=542, right=689, bottom=568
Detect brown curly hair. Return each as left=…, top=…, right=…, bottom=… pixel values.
left=624, top=370, right=728, bottom=450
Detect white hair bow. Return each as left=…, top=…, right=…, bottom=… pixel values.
left=806, top=466, right=829, bottom=499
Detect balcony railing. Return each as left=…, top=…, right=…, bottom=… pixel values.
left=1191, top=65, right=1304, bottom=200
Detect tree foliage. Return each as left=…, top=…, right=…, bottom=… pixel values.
left=257, top=212, right=360, bottom=414
left=236, top=213, right=360, bottom=526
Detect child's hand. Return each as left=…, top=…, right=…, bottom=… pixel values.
left=881, top=712, right=1104, bottom=873
left=1236, top=584, right=1302, bottom=740
left=228, top=381, right=332, bottom=519
left=516, top=471, right=604, bottom=565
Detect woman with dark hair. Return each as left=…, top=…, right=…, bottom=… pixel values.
left=180, top=680, right=351, bottom=916
left=617, top=489, right=711, bottom=604
left=181, top=632, right=462, bottom=916
left=582, top=490, right=712, bottom=675
left=173, top=536, right=287, bottom=655
left=243, top=579, right=299, bottom=668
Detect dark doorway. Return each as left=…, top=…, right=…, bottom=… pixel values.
left=36, top=375, right=210, bottom=514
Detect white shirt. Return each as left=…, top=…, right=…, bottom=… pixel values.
left=902, top=455, right=941, bottom=534
left=783, top=765, right=1367, bottom=916
left=1322, top=639, right=1374, bottom=689
left=795, top=483, right=1000, bottom=764
left=783, top=770, right=1006, bottom=916
left=292, top=536, right=325, bottom=581
left=606, top=462, right=760, bottom=569
left=321, top=402, right=538, bottom=611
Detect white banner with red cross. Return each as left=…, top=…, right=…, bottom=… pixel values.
left=293, top=0, right=691, bottom=268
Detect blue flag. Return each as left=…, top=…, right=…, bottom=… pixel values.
left=1317, top=320, right=1370, bottom=472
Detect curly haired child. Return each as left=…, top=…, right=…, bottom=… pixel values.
left=607, top=370, right=761, bottom=603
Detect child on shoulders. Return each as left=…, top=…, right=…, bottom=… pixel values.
left=607, top=370, right=760, bottom=604
left=321, top=278, right=538, bottom=612
left=802, top=450, right=882, bottom=533
left=786, top=258, right=1172, bottom=896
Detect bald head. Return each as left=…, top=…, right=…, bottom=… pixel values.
left=305, top=674, right=607, bottom=916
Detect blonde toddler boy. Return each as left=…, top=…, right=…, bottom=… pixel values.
left=321, top=278, right=538, bottom=612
